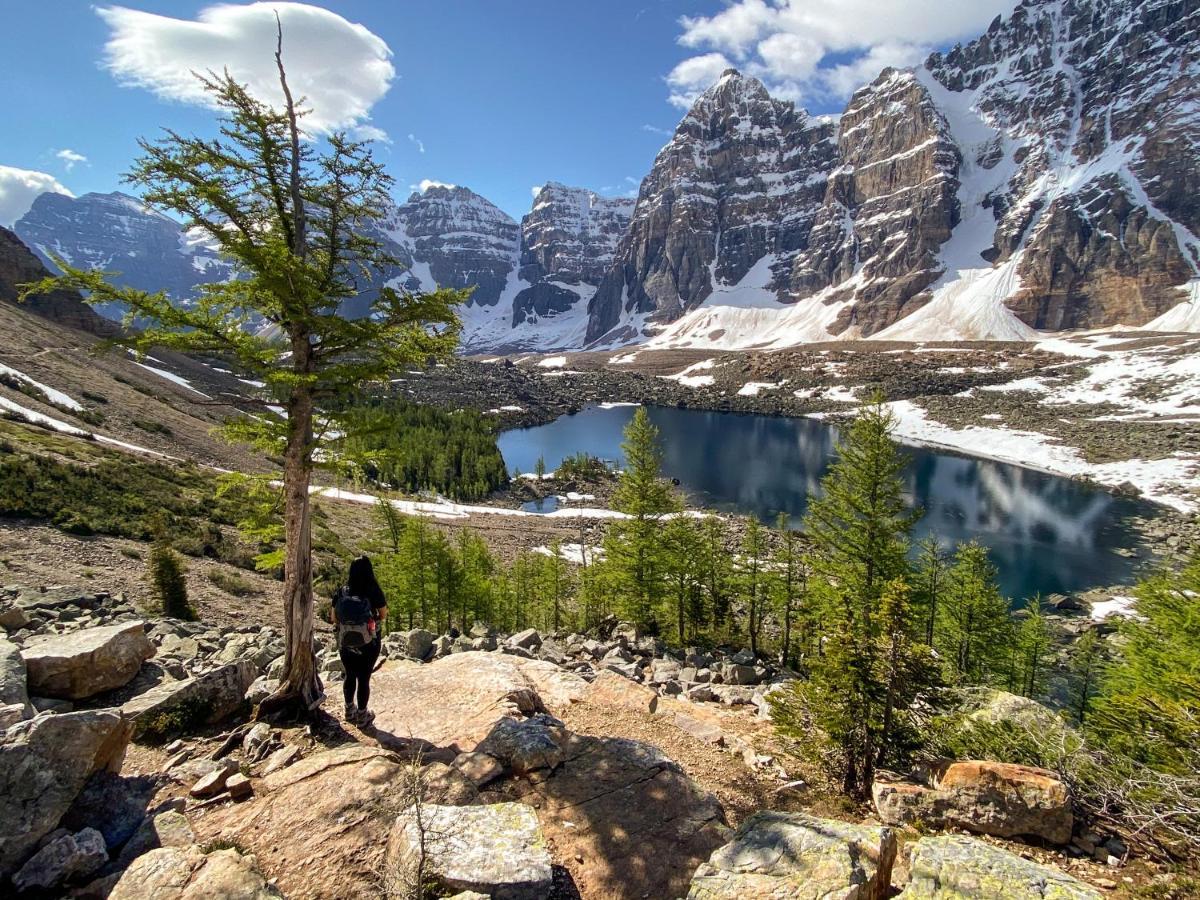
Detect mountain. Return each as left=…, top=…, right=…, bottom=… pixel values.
left=15, top=0, right=1199, bottom=350
left=0, top=226, right=119, bottom=337
left=14, top=191, right=236, bottom=320
left=586, top=71, right=838, bottom=345
left=597, top=0, right=1200, bottom=348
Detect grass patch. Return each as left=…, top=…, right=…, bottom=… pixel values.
left=132, top=418, right=173, bottom=436
left=208, top=568, right=263, bottom=597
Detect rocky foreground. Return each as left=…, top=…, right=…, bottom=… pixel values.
left=0, top=584, right=1140, bottom=898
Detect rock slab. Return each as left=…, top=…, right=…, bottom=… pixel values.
left=899, top=834, right=1101, bottom=899
left=687, top=811, right=897, bottom=900
left=387, top=802, right=553, bottom=900
left=108, top=845, right=282, bottom=900
left=873, top=759, right=1073, bottom=845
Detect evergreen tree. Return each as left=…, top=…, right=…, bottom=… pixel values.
left=534, top=455, right=547, bottom=481
left=913, top=535, right=948, bottom=645
left=738, top=517, right=768, bottom=657
left=1014, top=595, right=1052, bottom=699
left=148, top=534, right=194, bottom=620
left=662, top=517, right=704, bottom=644
left=605, top=408, right=681, bottom=630
left=700, top=516, right=733, bottom=631
left=772, top=513, right=806, bottom=669
left=1066, top=628, right=1105, bottom=727
left=781, top=399, right=924, bottom=798
left=1093, top=555, right=1200, bottom=772
left=937, top=541, right=1012, bottom=685
left=25, top=34, right=463, bottom=715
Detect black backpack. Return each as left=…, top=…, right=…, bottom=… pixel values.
left=334, top=587, right=375, bottom=650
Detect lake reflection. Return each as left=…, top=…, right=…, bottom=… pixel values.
left=498, top=405, right=1159, bottom=600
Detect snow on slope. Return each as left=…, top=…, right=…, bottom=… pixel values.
left=0, top=363, right=83, bottom=410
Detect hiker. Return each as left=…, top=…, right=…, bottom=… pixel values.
left=333, top=555, right=387, bottom=726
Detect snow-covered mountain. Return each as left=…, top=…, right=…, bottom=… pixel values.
left=600, top=0, right=1200, bottom=348
left=14, top=191, right=235, bottom=319
left=14, top=0, right=1199, bottom=350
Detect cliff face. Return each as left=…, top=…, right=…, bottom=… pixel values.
left=0, top=227, right=119, bottom=337
left=13, top=0, right=1200, bottom=351
left=592, top=0, right=1199, bottom=347
left=587, top=70, right=837, bottom=345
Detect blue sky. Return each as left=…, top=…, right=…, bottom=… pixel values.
left=0, top=1, right=1012, bottom=224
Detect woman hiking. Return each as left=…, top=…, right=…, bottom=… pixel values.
left=332, top=556, right=387, bottom=726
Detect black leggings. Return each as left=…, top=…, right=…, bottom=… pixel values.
left=340, top=640, right=380, bottom=709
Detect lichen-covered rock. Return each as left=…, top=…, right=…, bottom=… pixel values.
left=121, top=659, right=255, bottom=738
left=386, top=802, right=553, bottom=900
left=475, top=714, right=565, bottom=774
left=21, top=620, right=153, bottom=699
left=899, top=834, right=1101, bottom=899
left=12, top=826, right=107, bottom=892
left=873, top=760, right=1073, bottom=844
left=0, top=709, right=132, bottom=876
left=108, top=845, right=282, bottom=900
left=688, top=811, right=897, bottom=900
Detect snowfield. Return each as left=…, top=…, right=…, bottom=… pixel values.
left=873, top=332, right=1200, bottom=512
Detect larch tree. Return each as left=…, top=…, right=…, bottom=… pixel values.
left=606, top=406, right=681, bottom=630
left=776, top=398, right=922, bottom=798
left=772, top=512, right=806, bottom=669
left=23, top=32, right=464, bottom=717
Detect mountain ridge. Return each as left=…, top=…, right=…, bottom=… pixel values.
left=13, top=0, right=1200, bottom=350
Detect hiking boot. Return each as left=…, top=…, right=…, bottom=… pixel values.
left=344, top=702, right=358, bottom=723
left=357, top=708, right=375, bottom=728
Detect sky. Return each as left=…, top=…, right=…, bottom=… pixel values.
left=0, top=0, right=1015, bottom=226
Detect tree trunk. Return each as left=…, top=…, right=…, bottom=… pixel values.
left=258, top=375, right=321, bottom=718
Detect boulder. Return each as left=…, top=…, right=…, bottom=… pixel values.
left=873, top=760, right=1073, bottom=844
left=475, top=714, right=565, bottom=775
left=261, top=745, right=300, bottom=776
left=0, top=709, right=132, bottom=875
left=585, top=669, right=659, bottom=713
left=121, top=660, right=255, bottom=738
left=688, top=811, right=897, bottom=900
left=0, top=636, right=32, bottom=728
left=899, top=834, right=1101, bottom=899
left=60, top=770, right=162, bottom=850
left=108, top=845, right=282, bottom=900
left=386, top=802, right=553, bottom=900
left=12, top=826, right=107, bottom=892
left=508, top=628, right=543, bottom=650
left=723, top=663, right=761, bottom=686
left=117, top=810, right=195, bottom=868
left=225, top=772, right=253, bottom=800
left=673, top=712, right=726, bottom=746
left=190, top=759, right=239, bottom=799
left=21, top=621, right=153, bottom=699
left=384, top=628, right=436, bottom=662
left=964, top=690, right=1075, bottom=743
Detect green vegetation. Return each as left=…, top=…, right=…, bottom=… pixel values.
left=208, top=568, right=263, bottom=597
left=148, top=530, right=194, bottom=619
left=0, top=426, right=253, bottom=564
left=339, top=399, right=507, bottom=501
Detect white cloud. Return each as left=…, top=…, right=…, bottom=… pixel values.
left=98, top=3, right=395, bottom=137
left=666, top=51, right=733, bottom=109
left=0, top=165, right=73, bottom=227
left=55, top=149, right=89, bottom=172
left=641, top=123, right=672, bottom=136
left=416, top=179, right=455, bottom=193
left=531, top=184, right=544, bottom=198
left=672, top=0, right=1014, bottom=107
left=408, top=133, right=425, bottom=153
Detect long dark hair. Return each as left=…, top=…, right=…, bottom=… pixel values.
left=347, top=556, right=385, bottom=606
